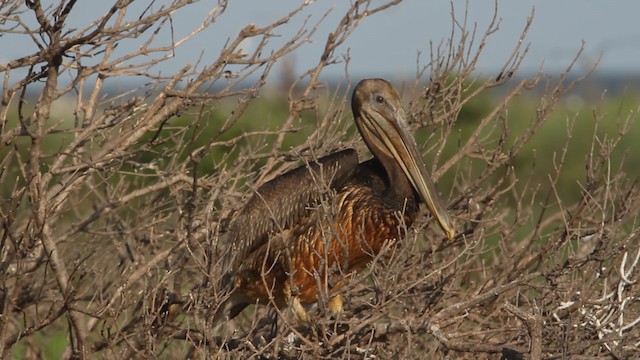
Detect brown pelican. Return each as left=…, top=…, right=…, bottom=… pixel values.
left=216, top=78, right=455, bottom=322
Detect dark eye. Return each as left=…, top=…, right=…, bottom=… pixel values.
left=375, top=95, right=384, bottom=104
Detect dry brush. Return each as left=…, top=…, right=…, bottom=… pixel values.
left=0, top=1, right=638, bottom=359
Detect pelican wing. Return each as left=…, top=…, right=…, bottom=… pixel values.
left=224, top=149, right=359, bottom=275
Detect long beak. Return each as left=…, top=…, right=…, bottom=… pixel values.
left=363, top=108, right=455, bottom=240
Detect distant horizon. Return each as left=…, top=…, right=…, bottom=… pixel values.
left=16, top=71, right=640, bottom=106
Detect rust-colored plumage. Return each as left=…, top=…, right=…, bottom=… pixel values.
left=217, top=78, right=455, bottom=321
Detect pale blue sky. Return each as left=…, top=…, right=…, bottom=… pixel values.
left=4, top=1, right=640, bottom=82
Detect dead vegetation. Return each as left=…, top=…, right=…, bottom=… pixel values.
left=0, top=0, right=638, bottom=359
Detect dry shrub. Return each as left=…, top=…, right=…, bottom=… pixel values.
left=0, top=1, right=638, bottom=359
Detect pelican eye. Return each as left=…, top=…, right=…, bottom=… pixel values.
left=375, top=95, right=384, bottom=104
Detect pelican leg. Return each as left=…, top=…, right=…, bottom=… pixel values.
left=327, top=276, right=350, bottom=317
left=291, top=296, right=309, bottom=322
left=327, top=294, right=344, bottom=317
left=284, top=281, right=309, bottom=322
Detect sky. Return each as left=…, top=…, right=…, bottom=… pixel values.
left=210, top=0, right=640, bottom=80
left=3, top=1, right=640, bottom=83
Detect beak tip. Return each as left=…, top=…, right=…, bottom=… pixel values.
left=446, top=228, right=455, bottom=241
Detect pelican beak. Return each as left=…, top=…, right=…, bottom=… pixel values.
left=361, top=106, right=455, bottom=240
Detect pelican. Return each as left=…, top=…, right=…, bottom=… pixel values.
left=216, top=78, right=455, bottom=322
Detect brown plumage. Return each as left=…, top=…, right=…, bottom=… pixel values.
left=216, top=78, right=455, bottom=322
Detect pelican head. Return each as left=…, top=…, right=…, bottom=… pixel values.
left=352, top=78, right=455, bottom=240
